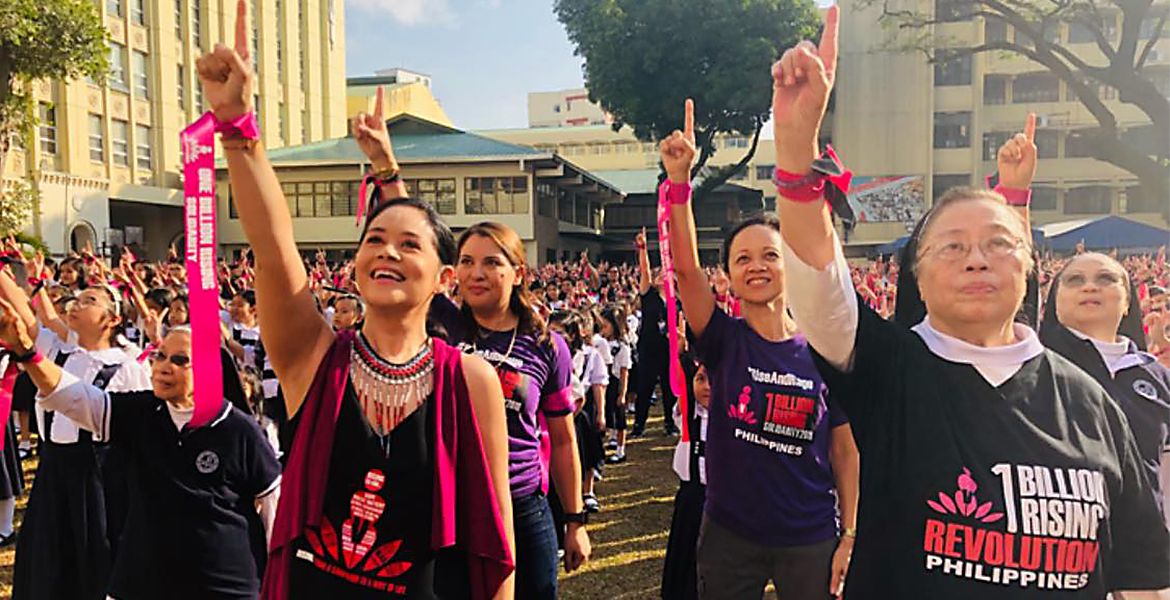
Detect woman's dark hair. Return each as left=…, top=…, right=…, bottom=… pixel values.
left=144, top=287, right=175, bottom=311
left=360, top=197, right=456, bottom=267
left=137, top=264, right=158, bottom=288
left=59, top=256, right=90, bottom=290
left=599, top=304, right=628, bottom=340
left=1040, top=253, right=1146, bottom=351
left=457, top=222, right=550, bottom=347
left=549, top=310, right=586, bottom=354
left=722, top=213, right=782, bottom=272
left=894, top=187, right=1038, bottom=329
left=169, top=294, right=190, bottom=324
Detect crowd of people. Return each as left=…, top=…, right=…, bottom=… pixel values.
left=0, top=3, right=1167, bottom=599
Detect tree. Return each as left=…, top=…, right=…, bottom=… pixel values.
left=0, top=0, right=107, bottom=231
left=0, top=179, right=36, bottom=236
left=554, top=0, right=821, bottom=199
left=865, top=0, right=1169, bottom=218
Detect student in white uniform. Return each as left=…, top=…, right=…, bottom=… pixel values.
left=0, top=274, right=151, bottom=600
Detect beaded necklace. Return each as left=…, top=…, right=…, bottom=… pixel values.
left=350, top=332, right=434, bottom=455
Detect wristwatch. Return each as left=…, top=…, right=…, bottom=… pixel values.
left=564, top=511, right=589, bottom=525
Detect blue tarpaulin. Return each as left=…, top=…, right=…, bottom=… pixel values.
left=1040, top=216, right=1169, bottom=253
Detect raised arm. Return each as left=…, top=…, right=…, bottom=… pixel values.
left=352, top=86, right=409, bottom=201
left=661, top=99, right=717, bottom=338
left=772, top=6, right=859, bottom=372
left=636, top=228, right=652, bottom=295
left=995, top=113, right=1037, bottom=232
left=197, top=0, right=332, bottom=415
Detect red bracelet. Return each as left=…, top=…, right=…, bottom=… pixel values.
left=773, top=168, right=828, bottom=202
left=994, top=184, right=1031, bottom=207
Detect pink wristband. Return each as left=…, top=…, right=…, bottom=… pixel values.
left=994, top=184, right=1031, bottom=207
left=660, top=180, right=693, bottom=205
left=213, top=111, right=260, bottom=140
left=773, top=168, right=827, bottom=202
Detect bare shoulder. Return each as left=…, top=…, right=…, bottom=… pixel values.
left=460, top=353, right=500, bottom=394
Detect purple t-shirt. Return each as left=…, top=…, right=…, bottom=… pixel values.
left=696, top=308, right=848, bottom=547
left=458, top=329, right=574, bottom=498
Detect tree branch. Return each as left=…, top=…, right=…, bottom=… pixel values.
left=1136, top=9, right=1167, bottom=69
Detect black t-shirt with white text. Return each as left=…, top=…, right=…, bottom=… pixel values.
left=813, top=304, right=1170, bottom=599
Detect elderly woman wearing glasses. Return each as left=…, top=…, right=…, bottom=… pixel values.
left=771, top=6, right=1168, bottom=599
left=0, top=302, right=282, bottom=600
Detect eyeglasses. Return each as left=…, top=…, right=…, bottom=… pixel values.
left=1061, top=271, right=1124, bottom=288
left=151, top=351, right=192, bottom=368
left=919, top=234, right=1025, bottom=263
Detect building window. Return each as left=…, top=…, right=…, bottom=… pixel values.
left=279, top=181, right=360, bottom=218
left=132, top=51, right=150, bottom=98
left=174, top=0, right=183, bottom=38
left=754, top=164, right=775, bottom=180
left=983, top=75, right=1008, bottom=105
left=933, top=112, right=971, bottom=148
left=1031, top=186, right=1059, bottom=211
left=1141, top=9, right=1168, bottom=39
left=301, top=109, right=308, bottom=142
left=985, top=19, right=1008, bottom=42
left=38, top=103, right=57, bottom=155
left=557, top=189, right=573, bottom=223
left=466, top=177, right=529, bottom=215
left=405, top=179, right=457, bottom=215
left=177, top=65, right=185, bottom=110
left=935, top=0, right=965, bottom=20
left=195, top=85, right=204, bottom=113
left=729, top=167, right=748, bottom=181
left=135, top=124, right=152, bottom=171
left=933, top=53, right=971, bottom=86
left=278, top=104, right=286, bottom=143
left=89, top=115, right=105, bottom=162
left=1126, top=184, right=1162, bottom=213
left=108, top=0, right=123, bottom=17
left=574, top=198, right=589, bottom=226
left=982, top=131, right=1013, bottom=161
left=537, top=182, right=556, bottom=217
left=932, top=174, right=970, bottom=201
left=131, top=0, right=146, bottom=25
left=253, top=94, right=261, bottom=126
left=111, top=119, right=129, bottom=166
left=1064, top=185, right=1111, bottom=214
left=1065, top=130, right=1097, bottom=158
left=1034, top=129, right=1058, bottom=158
left=1012, top=72, right=1059, bottom=103
left=726, top=136, right=749, bottom=148
left=192, top=0, right=201, bottom=50
left=109, top=43, right=128, bottom=92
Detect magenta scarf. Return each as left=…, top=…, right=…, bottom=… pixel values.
left=261, top=331, right=514, bottom=599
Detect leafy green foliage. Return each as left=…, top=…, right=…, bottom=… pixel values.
left=555, top=0, right=820, bottom=186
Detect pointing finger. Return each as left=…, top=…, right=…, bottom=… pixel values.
left=374, top=86, right=384, bottom=121
left=234, top=0, right=249, bottom=61
left=1024, top=112, right=1036, bottom=143
left=818, top=4, right=840, bottom=79
left=684, top=98, right=695, bottom=139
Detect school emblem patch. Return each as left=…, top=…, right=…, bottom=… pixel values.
left=195, top=450, right=220, bottom=474
left=1133, top=379, right=1160, bottom=402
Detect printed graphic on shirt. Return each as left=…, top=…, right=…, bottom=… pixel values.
left=195, top=450, right=220, bottom=474
left=1133, top=379, right=1159, bottom=402
left=299, top=469, right=413, bottom=593
left=921, top=464, right=1108, bottom=591
left=726, top=368, right=822, bottom=457
left=498, top=368, right=527, bottom=414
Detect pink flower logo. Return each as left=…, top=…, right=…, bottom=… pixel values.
left=926, top=467, right=1004, bottom=524
left=727, top=386, right=757, bottom=425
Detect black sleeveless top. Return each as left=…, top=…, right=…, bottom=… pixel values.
left=288, top=384, right=469, bottom=599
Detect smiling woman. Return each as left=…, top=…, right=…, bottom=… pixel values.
left=198, top=2, right=516, bottom=598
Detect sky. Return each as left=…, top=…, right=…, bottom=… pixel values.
left=343, top=0, right=586, bottom=130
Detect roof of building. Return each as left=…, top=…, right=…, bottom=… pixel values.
left=262, top=115, right=546, bottom=166
left=590, top=168, right=761, bottom=196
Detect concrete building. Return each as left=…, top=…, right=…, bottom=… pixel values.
left=528, top=88, right=611, bottom=128
left=3, top=0, right=347, bottom=259
left=346, top=69, right=454, bottom=129
left=831, top=0, right=1170, bottom=246
left=215, top=115, right=624, bottom=265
